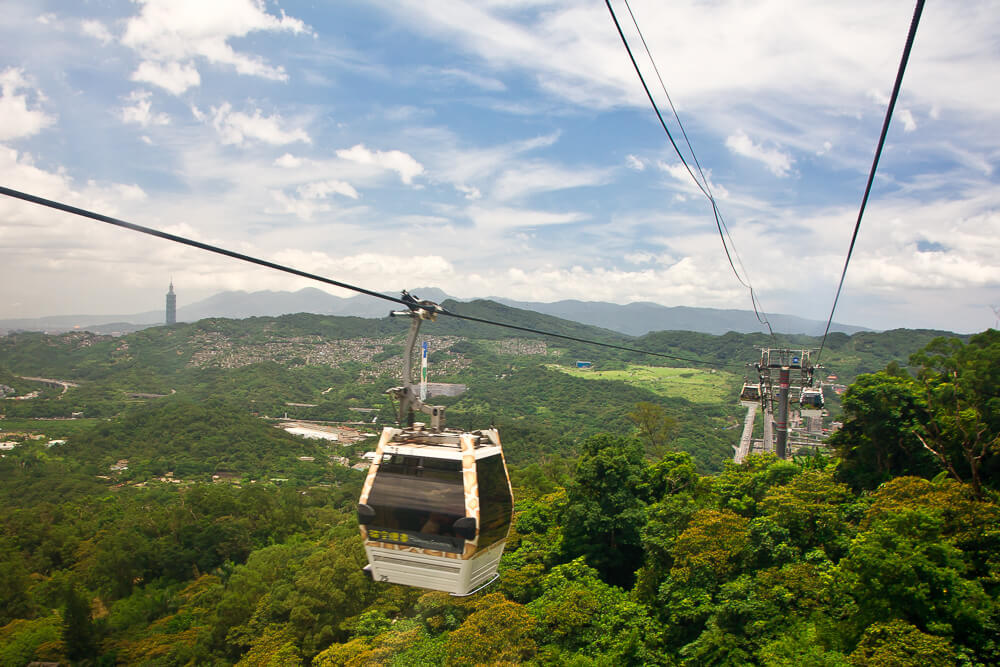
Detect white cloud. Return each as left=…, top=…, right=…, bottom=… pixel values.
left=297, top=180, right=359, bottom=200
left=81, top=19, right=113, bottom=45
left=419, top=129, right=561, bottom=193
left=0, top=68, right=55, bottom=141
left=476, top=259, right=746, bottom=308
left=270, top=190, right=332, bottom=221
left=898, top=108, right=917, bottom=132
left=268, top=180, right=360, bottom=222
left=274, top=153, right=303, bottom=168
left=492, top=162, right=610, bottom=201
left=455, top=184, right=482, bottom=200
left=336, top=144, right=425, bottom=185
left=626, top=154, right=645, bottom=171
left=434, top=67, right=506, bottom=92
left=114, top=184, right=149, bottom=201
left=657, top=160, right=729, bottom=199
left=625, top=251, right=655, bottom=264
left=121, top=0, right=311, bottom=94
left=132, top=61, right=201, bottom=95
left=268, top=249, right=455, bottom=290
left=466, top=205, right=585, bottom=231
left=725, top=130, right=794, bottom=177
left=119, top=90, right=170, bottom=127
left=209, top=103, right=311, bottom=146
left=867, top=89, right=890, bottom=106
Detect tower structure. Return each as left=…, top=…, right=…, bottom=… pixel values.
left=756, top=348, right=817, bottom=459
left=165, top=281, right=176, bottom=325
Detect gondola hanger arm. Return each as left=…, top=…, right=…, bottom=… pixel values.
left=387, top=292, right=447, bottom=431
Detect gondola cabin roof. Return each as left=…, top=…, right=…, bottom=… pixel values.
left=379, top=428, right=502, bottom=461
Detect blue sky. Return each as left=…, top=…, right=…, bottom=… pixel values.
left=1, top=0, right=998, bottom=332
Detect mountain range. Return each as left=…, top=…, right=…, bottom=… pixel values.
left=0, top=287, right=871, bottom=337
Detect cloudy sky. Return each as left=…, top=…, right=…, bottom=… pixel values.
left=1, top=0, right=998, bottom=333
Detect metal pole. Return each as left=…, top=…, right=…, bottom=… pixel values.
left=776, top=367, right=790, bottom=459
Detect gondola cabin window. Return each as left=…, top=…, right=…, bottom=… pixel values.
left=476, top=454, right=513, bottom=548
left=366, top=454, right=466, bottom=553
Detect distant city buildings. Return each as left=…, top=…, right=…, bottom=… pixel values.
left=166, top=280, right=177, bottom=325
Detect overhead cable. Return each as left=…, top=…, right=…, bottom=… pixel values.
left=604, top=0, right=709, bottom=199
left=816, top=0, right=924, bottom=363
left=606, top=0, right=775, bottom=340
left=0, top=185, right=730, bottom=368
left=437, top=308, right=724, bottom=366
left=0, top=185, right=411, bottom=309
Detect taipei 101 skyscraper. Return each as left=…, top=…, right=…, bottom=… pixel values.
left=166, top=281, right=177, bottom=325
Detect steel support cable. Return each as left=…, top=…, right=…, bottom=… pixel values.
left=0, top=186, right=411, bottom=308
left=622, top=0, right=711, bottom=194
left=816, top=0, right=924, bottom=364
left=607, top=0, right=776, bottom=340
left=622, top=0, right=773, bottom=337
left=0, top=185, right=734, bottom=368
left=434, top=307, right=729, bottom=366
left=604, top=0, right=710, bottom=201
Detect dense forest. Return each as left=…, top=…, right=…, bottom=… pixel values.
left=0, top=310, right=996, bottom=665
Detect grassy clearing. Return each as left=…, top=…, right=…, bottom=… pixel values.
left=551, top=364, right=739, bottom=404
left=0, top=418, right=101, bottom=438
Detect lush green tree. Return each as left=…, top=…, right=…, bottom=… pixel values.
left=641, top=450, right=699, bottom=502
left=758, top=469, right=855, bottom=557
left=445, top=593, right=537, bottom=665
left=837, top=509, right=990, bottom=651
left=501, top=490, right=567, bottom=603
left=757, top=622, right=851, bottom=666
left=627, top=401, right=679, bottom=458
left=848, top=620, right=960, bottom=666
left=636, top=496, right=700, bottom=587
left=669, top=509, right=751, bottom=589
left=235, top=624, right=302, bottom=666
left=528, top=558, right=664, bottom=665
left=681, top=559, right=845, bottom=664
left=561, top=434, right=647, bottom=587
left=0, top=614, right=65, bottom=666
left=861, top=476, right=1000, bottom=588
left=656, top=509, right=752, bottom=648
left=61, top=580, right=96, bottom=663
left=0, top=538, right=35, bottom=624
left=909, top=330, right=1000, bottom=498
left=829, top=371, right=935, bottom=490
left=711, top=454, right=799, bottom=517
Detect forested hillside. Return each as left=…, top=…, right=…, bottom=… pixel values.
left=1, top=312, right=995, bottom=665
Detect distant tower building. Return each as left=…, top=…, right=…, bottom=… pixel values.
left=165, top=281, right=177, bottom=325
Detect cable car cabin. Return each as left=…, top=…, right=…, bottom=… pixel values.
left=800, top=388, right=825, bottom=409
left=357, top=425, right=513, bottom=596
left=740, top=383, right=762, bottom=402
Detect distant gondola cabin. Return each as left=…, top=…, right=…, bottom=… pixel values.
left=800, top=388, right=825, bottom=409
left=740, top=383, right=762, bottom=402
left=358, top=426, right=513, bottom=596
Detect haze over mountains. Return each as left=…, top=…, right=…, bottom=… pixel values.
left=0, top=287, right=871, bottom=337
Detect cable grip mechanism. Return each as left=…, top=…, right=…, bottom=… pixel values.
left=387, top=291, right=447, bottom=431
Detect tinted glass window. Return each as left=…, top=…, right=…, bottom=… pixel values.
left=476, top=454, right=513, bottom=548
left=366, top=454, right=467, bottom=553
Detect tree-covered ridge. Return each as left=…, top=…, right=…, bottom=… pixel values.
left=0, top=310, right=965, bottom=473
left=2, top=316, right=997, bottom=664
